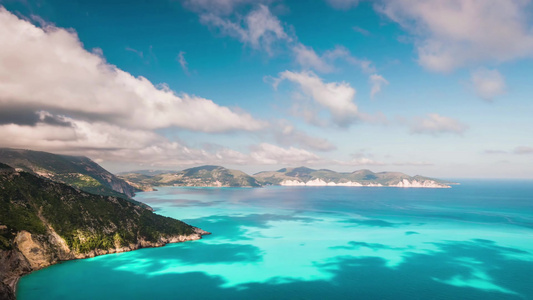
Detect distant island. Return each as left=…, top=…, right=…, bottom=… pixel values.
left=120, top=165, right=454, bottom=189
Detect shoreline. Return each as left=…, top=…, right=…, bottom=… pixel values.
left=4, top=228, right=210, bottom=299
left=134, top=181, right=455, bottom=191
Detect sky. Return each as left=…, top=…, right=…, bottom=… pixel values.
left=0, top=0, right=532, bottom=178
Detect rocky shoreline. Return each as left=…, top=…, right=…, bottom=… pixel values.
left=0, top=227, right=210, bottom=300
left=279, top=178, right=451, bottom=188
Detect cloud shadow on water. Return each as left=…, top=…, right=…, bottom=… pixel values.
left=183, top=213, right=320, bottom=240
left=340, top=218, right=410, bottom=228
left=330, top=241, right=402, bottom=251
left=19, top=238, right=532, bottom=300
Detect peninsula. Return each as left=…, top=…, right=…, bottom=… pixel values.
left=0, top=162, right=209, bottom=300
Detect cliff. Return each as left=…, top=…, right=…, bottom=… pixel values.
left=254, top=167, right=453, bottom=188
left=0, top=163, right=209, bottom=299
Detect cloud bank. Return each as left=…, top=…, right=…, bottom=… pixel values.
left=0, top=8, right=265, bottom=133
left=377, top=0, right=533, bottom=72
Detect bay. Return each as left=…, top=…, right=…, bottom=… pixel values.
left=17, top=180, right=533, bottom=299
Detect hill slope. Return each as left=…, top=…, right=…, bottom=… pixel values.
left=254, top=167, right=452, bottom=188
left=0, top=163, right=208, bottom=299
left=0, top=148, right=137, bottom=199
left=120, top=165, right=261, bottom=188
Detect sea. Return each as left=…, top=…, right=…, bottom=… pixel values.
left=17, top=180, right=533, bottom=299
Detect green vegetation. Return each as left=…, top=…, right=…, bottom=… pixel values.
left=121, top=165, right=451, bottom=188
left=0, top=165, right=194, bottom=253
left=254, top=167, right=452, bottom=187
left=0, top=148, right=138, bottom=200
left=120, top=165, right=261, bottom=188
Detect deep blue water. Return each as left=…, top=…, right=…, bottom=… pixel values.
left=18, top=180, right=533, bottom=299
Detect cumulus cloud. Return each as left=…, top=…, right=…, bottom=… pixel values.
left=191, top=2, right=376, bottom=74
left=274, top=71, right=360, bottom=127
left=199, top=4, right=290, bottom=54
left=369, top=74, right=389, bottom=98
left=410, top=113, right=468, bottom=135
left=376, top=0, right=533, bottom=72
left=470, top=68, right=506, bottom=101
left=322, top=46, right=375, bottom=74
left=0, top=114, right=327, bottom=167
left=292, top=44, right=335, bottom=73
left=0, top=8, right=264, bottom=133
left=292, top=44, right=375, bottom=74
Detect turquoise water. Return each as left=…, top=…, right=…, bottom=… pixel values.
left=18, top=180, right=533, bottom=299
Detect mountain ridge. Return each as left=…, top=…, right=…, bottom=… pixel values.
left=0, top=148, right=138, bottom=200
left=122, top=165, right=454, bottom=189
left=119, top=165, right=261, bottom=188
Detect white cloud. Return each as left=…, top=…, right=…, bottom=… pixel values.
left=274, top=71, right=360, bottom=127
left=292, top=44, right=376, bottom=74
left=470, top=68, right=506, bottom=101
left=369, top=74, right=389, bottom=98
left=0, top=8, right=265, bottom=133
left=326, top=0, right=360, bottom=10
left=250, top=143, right=321, bottom=165
left=410, top=113, right=468, bottom=135
left=177, top=51, right=190, bottom=75
left=0, top=113, right=324, bottom=167
left=292, top=43, right=335, bottom=73
left=376, top=0, right=533, bottom=72
left=199, top=4, right=290, bottom=54
left=322, top=46, right=376, bottom=74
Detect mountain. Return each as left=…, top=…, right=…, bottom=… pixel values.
left=0, top=163, right=208, bottom=299
left=119, top=165, right=261, bottom=188
left=0, top=148, right=137, bottom=199
left=121, top=165, right=452, bottom=189
left=254, top=167, right=452, bottom=188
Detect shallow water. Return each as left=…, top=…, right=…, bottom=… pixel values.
left=18, top=180, right=533, bottom=299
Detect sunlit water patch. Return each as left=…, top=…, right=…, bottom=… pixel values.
left=18, top=180, right=533, bottom=299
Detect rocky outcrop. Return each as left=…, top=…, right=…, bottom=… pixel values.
left=0, top=227, right=210, bottom=299
left=0, top=249, right=31, bottom=300
left=280, top=178, right=449, bottom=188
left=391, top=179, right=450, bottom=188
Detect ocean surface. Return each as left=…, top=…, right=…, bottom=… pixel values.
left=18, top=180, right=533, bottom=299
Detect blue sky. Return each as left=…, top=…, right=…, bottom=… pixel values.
left=0, top=0, right=532, bottom=178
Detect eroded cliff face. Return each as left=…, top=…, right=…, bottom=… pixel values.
left=0, top=249, right=31, bottom=300
left=0, top=227, right=209, bottom=299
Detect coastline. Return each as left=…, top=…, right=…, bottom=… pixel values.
left=2, top=228, right=210, bottom=300
left=279, top=178, right=452, bottom=188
